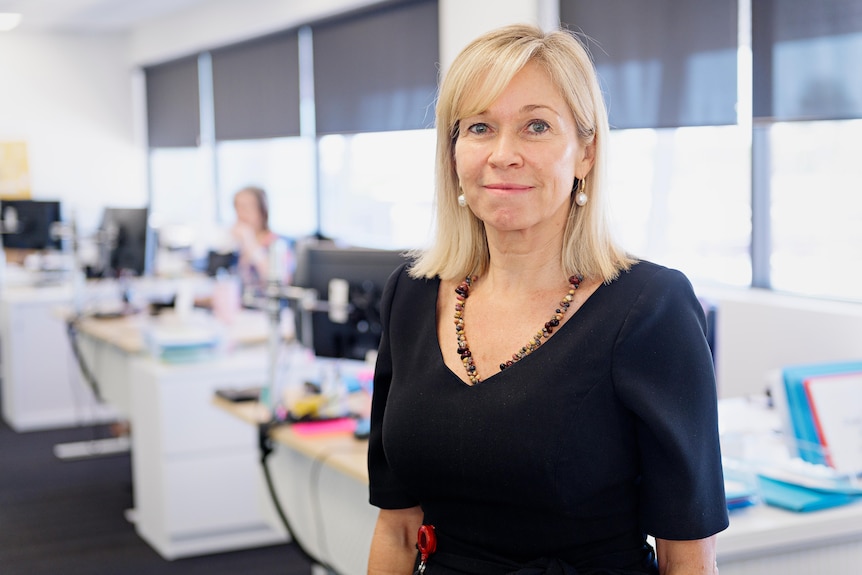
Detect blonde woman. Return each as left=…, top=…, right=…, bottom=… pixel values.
left=367, top=25, right=727, bottom=574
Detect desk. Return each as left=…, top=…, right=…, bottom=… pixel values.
left=0, top=282, right=115, bottom=430
left=216, top=397, right=377, bottom=575
left=0, top=273, right=213, bottom=431
left=719, top=502, right=862, bottom=574
left=72, top=308, right=271, bottom=418
left=714, top=398, right=862, bottom=573
left=72, top=309, right=288, bottom=559
left=218, top=399, right=862, bottom=575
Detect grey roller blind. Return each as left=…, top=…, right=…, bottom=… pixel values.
left=561, top=0, right=738, bottom=129
left=211, top=31, right=301, bottom=141
left=145, top=56, right=200, bottom=148
left=753, top=0, right=862, bottom=121
left=312, top=0, right=439, bottom=135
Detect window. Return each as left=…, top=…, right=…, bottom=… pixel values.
left=149, top=147, right=217, bottom=260
left=562, top=0, right=748, bottom=288
left=752, top=0, right=862, bottom=301
left=318, top=129, right=435, bottom=249
left=607, top=126, right=751, bottom=287
left=144, top=56, right=200, bottom=148
left=560, top=0, right=738, bottom=129
left=312, top=0, right=438, bottom=135
left=769, top=120, right=862, bottom=300
left=210, top=31, right=301, bottom=141
left=216, top=137, right=317, bottom=239
left=561, top=0, right=862, bottom=302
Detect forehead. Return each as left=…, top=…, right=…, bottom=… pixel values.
left=458, top=60, right=564, bottom=118
left=489, top=62, right=564, bottom=111
left=235, top=191, right=256, bottom=204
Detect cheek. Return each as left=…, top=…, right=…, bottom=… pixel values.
left=453, top=144, right=466, bottom=179
left=239, top=208, right=258, bottom=224
left=453, top=141, right=482, bottom=179
left=554, top=147, right=578, bottom=185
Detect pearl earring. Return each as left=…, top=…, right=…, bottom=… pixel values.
left=457, top=193, right=467, bottom=207
left=574, top=178, right=588, bottom=207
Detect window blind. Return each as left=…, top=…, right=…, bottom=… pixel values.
left=211, top=31, right=302, bottom=140
left=753, top=0, right=862, bottom=121
left=312, top=0, right=439, bottom=135
left=560, top=0, right=738, bottom=129
left=145, top=56, right=201, bottom=148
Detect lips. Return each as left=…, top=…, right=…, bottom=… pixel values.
left=483, top=183, right=532, bottom=191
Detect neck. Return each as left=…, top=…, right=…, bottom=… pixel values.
left=483, top=232, right=566, bottom=293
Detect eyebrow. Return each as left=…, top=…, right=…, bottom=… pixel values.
left=467, top=104, right=560, bottom=117
left=520, top=104, right=560, bottom=115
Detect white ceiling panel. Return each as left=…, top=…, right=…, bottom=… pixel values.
left=0, top=0, right=220, bottom=32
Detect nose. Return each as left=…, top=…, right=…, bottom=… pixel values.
left=488, top=131, right=523, bottom=168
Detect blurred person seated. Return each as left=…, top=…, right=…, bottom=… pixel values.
left=232, top=185, right=293, bottom=292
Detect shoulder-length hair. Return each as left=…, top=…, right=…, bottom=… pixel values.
left=234, top=185, right=270, bottom=232
left=409, top=24, right=635, bottom=282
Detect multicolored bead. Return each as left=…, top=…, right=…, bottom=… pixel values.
left=456, top=273, right=583, bottom=384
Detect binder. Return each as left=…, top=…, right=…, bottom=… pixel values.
left=781, top=361, right=862, bottom=467
left=804, top=371, right=862, bottom=472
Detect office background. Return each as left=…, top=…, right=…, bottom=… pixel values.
left=1, top=0, right=862, bottom=394
left=2, top=2, right=862, bottom=574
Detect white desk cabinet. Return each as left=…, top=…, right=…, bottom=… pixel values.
left=128, top=347, right=286, bottom=559
left=218, top=396, right=377, bottom=575
left=266, top=431, right=377, bottom=575
left=718, top=501, right=862, bottom=575
left=0, top=284, right=115, bottom=431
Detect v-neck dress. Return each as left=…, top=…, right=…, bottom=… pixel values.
left=368, top=260, right=728, bottom=573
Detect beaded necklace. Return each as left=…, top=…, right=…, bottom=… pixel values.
left=454, top=274, right=583, bottom=385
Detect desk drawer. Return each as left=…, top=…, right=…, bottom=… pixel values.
left=162, top=450, right=267, bottom=536
left=130, top=354, right=266, bottom=455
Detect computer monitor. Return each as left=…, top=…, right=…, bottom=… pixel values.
left=0, top=199, right=63, bottom=250
left=292, top=242, right=408, bottom=360
left=98, top=207, right=149, bottom=277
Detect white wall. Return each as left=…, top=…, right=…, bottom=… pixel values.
left=439, top=0, right=558, bottom=73
left=0, top=32, right=147, bottom=234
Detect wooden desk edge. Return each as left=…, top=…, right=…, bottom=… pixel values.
left=212, top=396, right=370, bottom=485
left=58, top=307, right=279, bottom=355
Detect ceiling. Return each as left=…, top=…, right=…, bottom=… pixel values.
left=0, top=0, right=220, bottom=33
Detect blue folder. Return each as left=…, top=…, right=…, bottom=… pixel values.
left=757, top=475, right=857, bottom=512
left=781, top=361, right=862, bottom=465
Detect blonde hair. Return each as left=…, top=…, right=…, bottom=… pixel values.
left=409, top=24, right=635, bottom=282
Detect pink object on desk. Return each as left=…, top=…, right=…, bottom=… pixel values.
left=291, top=418, right=357, bottom=437
left=212, top=274, right=241, bottom=324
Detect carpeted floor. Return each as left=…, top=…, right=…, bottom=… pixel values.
left=0, top=388, right=313, bottom=575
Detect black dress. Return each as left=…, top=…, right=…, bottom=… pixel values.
left=368, top=260, right=728, bottom=574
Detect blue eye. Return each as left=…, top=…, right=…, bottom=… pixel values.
left=467, top=123, right=489, bottom=135
left=529, top=120, right=550, bottom=133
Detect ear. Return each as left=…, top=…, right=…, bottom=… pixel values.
left=575, top=142, right=596, bottom=180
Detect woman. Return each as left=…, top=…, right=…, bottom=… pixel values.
left=367, top=24, right=728, bottom=574
left=231, top=185, right=290, bottom=290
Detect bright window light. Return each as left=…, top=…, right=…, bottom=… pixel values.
left=0, top=13, right=22, bottom=32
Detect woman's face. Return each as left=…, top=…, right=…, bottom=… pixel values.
left=454, top=61, right=594, bottom=236
left=234, top=190, right=264, bottom=232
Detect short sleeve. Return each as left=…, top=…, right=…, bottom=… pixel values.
left=367, top=264, right=421, bottom=509
left=612, top=267, right=729, bottom=540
